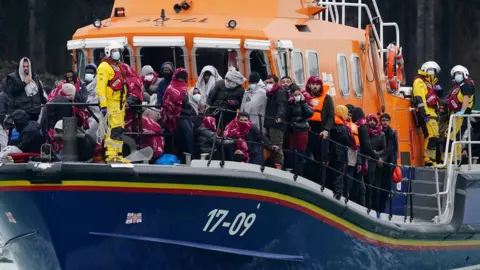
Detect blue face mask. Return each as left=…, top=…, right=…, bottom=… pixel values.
left=455, top=74, right=464, bottom=84
left=111, top=51, right=121, bottom=61
left=294, top=95, right=301, bottom=102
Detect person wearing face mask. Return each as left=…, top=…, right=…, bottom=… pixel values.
left=207, top=67, right=246, bottom=129
left=82, top=63, right=101, bottom=140
left=156, top=62, right=175, bottom=106
left=263, top=74, right=287, bottom=169
left=141, top=65, right=161, bottom=96
left=412, top=61, right=441, bottom=166
left=303, top=76, right=334, bottom=183
left=444, top=65, right=476, bottom=162
left=284, top=85, right=313, bottom=176
left=96, top=40, right=134, bottom=163
left=240, top=72, right=267, bottom=132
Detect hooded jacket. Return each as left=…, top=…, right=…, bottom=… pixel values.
left=6, top=57, right=45, bottom=117
left=11, top=109, right=44, bottom=153
left=156, top=62, right=174, bottom=106
left=195, top=65, right=222, bottom=104
left=195, top=117, right=233, bottom=155
left=240, top=80, right=268, bottom=131
left=351, top=107, right=379, bottom=160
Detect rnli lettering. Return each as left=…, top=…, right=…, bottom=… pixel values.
left=137, top=17, right=208, bottom=23
left=202, top=208, right=257, bottom=236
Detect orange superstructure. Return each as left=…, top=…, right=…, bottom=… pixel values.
left=67, top=0, right=424, bottom=166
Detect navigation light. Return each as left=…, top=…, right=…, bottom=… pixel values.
left=226, top=20, right=237, bottom=29
left=93, top=19, right=102, bottom=28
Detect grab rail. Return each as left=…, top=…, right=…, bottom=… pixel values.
left=316, top=0, right=400, bottom=62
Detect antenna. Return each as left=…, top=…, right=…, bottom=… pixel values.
left=161, top=9, right=166, bottom=26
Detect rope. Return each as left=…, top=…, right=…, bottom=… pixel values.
left=96, top=111, right=109, bottom=144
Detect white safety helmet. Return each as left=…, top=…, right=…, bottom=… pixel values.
left=104, top=41, right=124, bottom=58
left=450, top=65, right=469, bottom=78
left=420, top=61, right=441, bottom=74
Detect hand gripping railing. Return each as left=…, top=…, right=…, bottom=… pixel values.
left=316, top=0, right=400, bottom=62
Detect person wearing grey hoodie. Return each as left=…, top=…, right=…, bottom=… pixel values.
left=240, top=72, right=267, bottom=132
left=83, top=63, right=101, bottom=140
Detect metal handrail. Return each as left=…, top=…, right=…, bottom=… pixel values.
left=316, top=0, right=400, bottom=62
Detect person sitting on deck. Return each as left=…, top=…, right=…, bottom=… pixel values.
left=195, top=116, right=234, bottom=160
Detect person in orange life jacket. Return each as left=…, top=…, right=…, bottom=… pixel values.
left=264, top=74, right=288, bottom=169
left=96, top=40, right=133, bottom=163
left=327, top=105, right=354, bottom=200
left=444, top=65, right=475, bottom=162
left=413, top=61, right=441, bottom=166
left=343, top=104, right=363, bottom=203
left=284, top=85, right=314, bottom=176
left=366, top=113, right=387, bottom=214
left=378, top=113, right=399, bottom=213
left=304, top=76, right=334, bottom=182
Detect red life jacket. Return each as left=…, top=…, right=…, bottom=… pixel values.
left=415, top=75, right=439, bottom=107
left=101, top=57, right=128, bottom=91
left=445, top=78, right=475, bottom=112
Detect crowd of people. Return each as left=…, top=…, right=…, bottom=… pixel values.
left=0, top=42, right=475, bottom=215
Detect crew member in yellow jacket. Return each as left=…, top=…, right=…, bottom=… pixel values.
left=413, top=61, right=441, bottom=166
left=96, top=41, right=130, bottom=163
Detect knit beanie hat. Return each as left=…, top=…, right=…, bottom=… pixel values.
left=141, top=65, right=154, bottom=77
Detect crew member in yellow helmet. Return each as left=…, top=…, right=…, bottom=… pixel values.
left=413, top=61, right=441, bottom=166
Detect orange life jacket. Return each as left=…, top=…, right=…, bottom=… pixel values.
left=347, top=121, right=360, bottom=146
left=309, top=94, right=327, bottom=122
left=101, top=57, right=128, bottom=91
left=445, top=78, right=475, bottom=112
left=414, top=75, right=439, bottom=107
left=334, top=115, right=344, bottom=125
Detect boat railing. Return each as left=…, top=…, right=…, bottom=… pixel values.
left=434, top=113, right=480, bottom=223
left=316, top=0, right=400, bottom=62
left=4, top=102, right=442, bottom=223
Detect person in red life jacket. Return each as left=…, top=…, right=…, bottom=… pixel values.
left=444, top=65, right=476, bottom=162
left=326, top=105, right=354, bottom=200
left=366, top=113, right=387, bottom=215
left=96, top=40, right=137, bottom=163
left=224, top=113, right=254, bottom=163
left=343, top=104, right=362, bottom=203
left=284, top=85, right=313, bottom=176
left=264, top=74, right=288, bottom=169
left=413, top=61, right=441, bottom=166
left=159, top=68, right=188, bottom=135
left=303, top=76, right=334, bottom=183
left=378, top=113, right=399, bottom=213
left=48, top=70, right=88, bottom=103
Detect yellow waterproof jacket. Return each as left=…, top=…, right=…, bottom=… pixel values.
left=413, top=71, right=438, bottom=118
left=96, top=61, right=127, bottom=108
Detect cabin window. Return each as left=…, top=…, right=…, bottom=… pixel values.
left=274, top=51, right=289, bottom=79
left=93, top=48, right=133, bottom=68
left=292, top=50, right=305, bottom=86
left=306, top=50, right=320, bottom=77
left=337, top=54, right=350, bottom=96
left=194, top=48, right=240, bottom=78
left=139, top=47, right=185, bottom=76
left=246, top=50, right=269, bottom=80
left=76, top=50, right=86, bottom=79
left=351, top=54, right=363, bottom=97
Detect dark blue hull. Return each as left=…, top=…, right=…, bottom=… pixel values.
left=0, top=163, right=479, bottom=270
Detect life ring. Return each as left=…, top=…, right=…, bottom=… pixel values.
left=386, top=43, right=405, bottom=92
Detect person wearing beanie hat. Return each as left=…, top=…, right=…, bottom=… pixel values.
left=240, top=71, right=267, bottom=133
left=156, top=62, right=175, bottom=106
left=10, top=109, right=44, bottom=153
left=327, top=104, right=354, bottom=200
left=61, top=83, right=76, bottom=100
left=141, top=65, right=161, bottom=96
left=141, top=65, right=155, bottom=77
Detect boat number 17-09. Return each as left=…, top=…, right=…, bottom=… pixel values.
left=202, top=209, right=256, bottom=236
